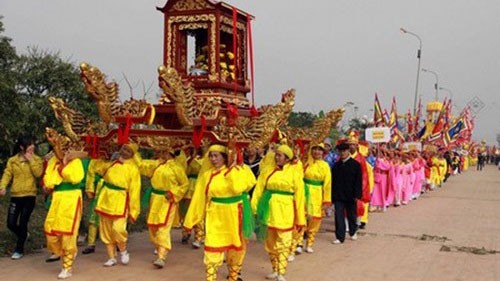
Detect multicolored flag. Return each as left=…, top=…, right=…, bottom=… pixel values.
left=373, top=93, right=384, bottom=127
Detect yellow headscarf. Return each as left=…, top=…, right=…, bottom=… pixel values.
left=208, top=144, right=227, bottom=154
left=276, top=144, right=293, bottom=160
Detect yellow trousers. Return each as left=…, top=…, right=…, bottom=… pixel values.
left=87, top=223, right=98, bottom=246
left=46, top=209, right=81, bottom=271
left=148, top=205, right=176, bottom=260
left=204, top=242, right=246, bottom=281
left=182, top=220, right=205, bottom=243
left=360, top=203, right=369, bottom=224
left=290, top=226, right=305, bottom=255
left=306, top=218, right=322, bottom=248
left=99, top=216, right=128, bottom=258
left=265, top=229, right=292, bottom=275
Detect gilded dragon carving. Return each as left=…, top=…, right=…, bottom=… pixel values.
left=48, top=97, right=107, bottom=141
left=80, top=62, right=152, bottom=124
left=239, top=89, right=295, bottom=149
left=283, top=108, right=345, bottom=145
left=309, top=108, right=344, bottom=144
left=80, top=63, right=121, bottom=124
left=158, top=66, right=197, bottom=126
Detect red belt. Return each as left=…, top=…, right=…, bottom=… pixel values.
left=374, top=168, right=389, bottom=175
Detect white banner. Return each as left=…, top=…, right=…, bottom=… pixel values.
left=403, top=142, right=422, bottom=151
left=365, top=127, right=391, bottom=143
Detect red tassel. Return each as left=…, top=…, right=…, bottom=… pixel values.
left=92, top=134, right=98, bottom=158
left=226, top=103, right=238, bottom=126
left=192, top=115, right=207, bottom=148
left=123, top=114, right=132, bottom=144
left=117, top=124, right=123, bottom=144
left=295, top=139, right=305, bottom=158
left=250, top=105, right=259, bottom=117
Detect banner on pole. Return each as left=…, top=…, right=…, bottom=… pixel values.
left=403, top=142, right=422, bottom=151
left=365, top=127, right=391, bottom=143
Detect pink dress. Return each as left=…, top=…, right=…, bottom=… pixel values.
left=402, top=163, right=414, bottom=203
left=412, top=159, right=423, bottom=197
left=370, top=158, right=391, bottom=208
left=387, top=163, right=403, bottom=205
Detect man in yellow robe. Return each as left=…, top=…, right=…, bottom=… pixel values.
left=252, top=145, right=306, bottom=281
left=137, top=149, right=189, bottom=268
left=43, top=152, right=85, bottom=279
left=93, top=143, right=141, bottom=267
left=184, top=144, right=256, bottom=281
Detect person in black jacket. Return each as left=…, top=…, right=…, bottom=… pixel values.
left=331, top=142, right=362, bottom=244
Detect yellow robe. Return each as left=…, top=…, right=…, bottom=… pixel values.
left=303, top=159, right=331, bottom=219
left=138, top=159, right=189, bottom=226
left=438, top=158, right=447, bottom=183
left=44, top=157, right=84, bottom=235
left=430, top=156, right=440, bottom=186
left=184, top=156, right=203, bottom=199
left=94, top=159, right=141, bottom=222
left=184, top=165, right=255, bottom=251
left=251, top=163, right=306, bottom=230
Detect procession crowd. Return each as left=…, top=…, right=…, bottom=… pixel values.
left=0, top=131, right=480, bottom=281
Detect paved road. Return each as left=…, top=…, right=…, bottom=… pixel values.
left=1, top=165, right=499, bottom=281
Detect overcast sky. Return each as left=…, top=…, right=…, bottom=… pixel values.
left=2, top=0, right=499, bottom=143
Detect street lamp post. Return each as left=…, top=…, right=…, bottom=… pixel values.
left=438, top=86, right=453, bottom=101
left=400, top=27, right=422, bottom=116
left=439, top=86, right=458, bottom=112
left=421, top=68, right=439, bottom=101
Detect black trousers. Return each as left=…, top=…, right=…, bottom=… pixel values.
left=7, top=196, right=36, bottom=253
left=334, top=200, right=358, bottom=242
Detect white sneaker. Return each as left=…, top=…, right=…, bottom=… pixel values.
left=305, top=247, right=314, bottom=253
left=287, top=255, right=295, bottom=262
left=332, top=239, right=342, bottom=244
left=295, top=246, right=303, bottom=254
left=351, top=233, right=358, bottom=241
left=120, top=251, right=130, bottom=265
left=192, top=241, right=201, bottom=249
left=265, top=272, right=278, bottom=280
left=57, top=269, right=72, bottom=279
left=103, top=258, right=117, bottom=267
left=11, top=252, right=23, bottom=260
left=277, top=275, right=286, bottom=281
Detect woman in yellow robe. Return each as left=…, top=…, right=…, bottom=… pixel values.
left=183, top=144, right=256, bottom=281
left=300, top=144, right=331, bottom=253
left=93, top=143, right=141, bottom=267
left=43, top=152, right=85, bottom=279
left=251, top=145, right=306, bottom=281
left=180, top=150, right=205, bottom=248
left=137, top=149, right=189, bottom=268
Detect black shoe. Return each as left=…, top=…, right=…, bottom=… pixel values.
left=181, top=234, right=191, bottom=244
left=82, top=246, right=95, bottom=255
left=359, top=222, right=366, bottom=229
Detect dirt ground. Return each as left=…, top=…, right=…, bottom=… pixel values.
left=0, top=165, right=499, bottom=281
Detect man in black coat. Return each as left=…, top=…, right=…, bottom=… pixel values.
left=331, top=142, right=362, bottom=244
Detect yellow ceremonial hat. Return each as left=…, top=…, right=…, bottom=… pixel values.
left=347, top=129, right=360, bottom=144
left=311, top=143, right=325, bottom=149
left=125, top=143, right=139, bottom=154
left=208, top=144, right=227, bottom=154
left=277, top=144, right=293, bottom=159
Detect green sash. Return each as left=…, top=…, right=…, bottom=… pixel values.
left=303, top=178, right=323, bottom=213
left=255, top=189, right=294, bottom=241
left=211, top=193, right=254, bottom=239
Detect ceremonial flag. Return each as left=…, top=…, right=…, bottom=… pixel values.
left=374, top=93, right=384, bottom=127
left=429, top=98, right=448, bottom=142
left=414, top=97, right=421, bottom=137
